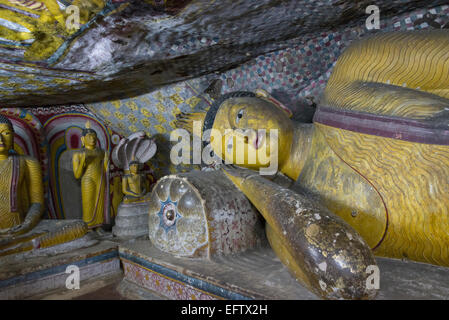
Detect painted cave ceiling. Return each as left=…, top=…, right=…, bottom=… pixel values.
left=0, top=0, right=448, bottom=108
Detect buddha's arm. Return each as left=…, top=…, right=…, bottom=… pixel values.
left=122, top=177, right=139, bottom=197
left=222, top=166, right=378, bottom=300
left=21, top=158, right=44, bottom=229
left=72, top=152, right=86, bottom=179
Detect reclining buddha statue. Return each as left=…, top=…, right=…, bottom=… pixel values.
left=177, top=30, right=449, bottom=298
left=0, top=115, right=88, bottom=256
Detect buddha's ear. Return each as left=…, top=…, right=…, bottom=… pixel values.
left=80, top=136, right=85, bottom=148
left=255, top=89, right=293, bottom=118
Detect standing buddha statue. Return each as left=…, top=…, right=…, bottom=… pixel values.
left=72, top=121, right=109, bottom=231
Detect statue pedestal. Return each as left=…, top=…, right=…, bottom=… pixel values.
left=112, top=201, right=150, bottom=240
left=0, top=222, right=122, bottom=299
left=118, top=239, right=317, bottom=300
left=118, top=239, right=449, bottom=300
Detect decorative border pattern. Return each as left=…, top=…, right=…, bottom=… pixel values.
left=120, top=252, right=252, bottom=300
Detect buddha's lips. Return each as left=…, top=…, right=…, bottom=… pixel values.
left=253, top=132, right=265, bottom=150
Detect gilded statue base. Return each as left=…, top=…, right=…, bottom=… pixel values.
left=118, top=239, right=449, bottom=300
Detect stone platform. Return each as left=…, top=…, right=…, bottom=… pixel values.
left=118, top=240, right=449, bottom=300
left=0, top=238, right=121, bottom=299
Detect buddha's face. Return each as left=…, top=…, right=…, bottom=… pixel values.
left=82, top=132, right=97, bottom=149
left=0, top=124, right=13, bottom=156
left=210, top=97, right=294, bottom=170
left=130, top=163, right=139, bottom=175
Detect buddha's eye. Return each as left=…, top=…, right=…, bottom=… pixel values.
left=236, top=109, right=244, bottom=124
left=227, top=137, right=233, bottom=153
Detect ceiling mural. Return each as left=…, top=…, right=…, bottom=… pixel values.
left=0, top=0, right=446, bottom=107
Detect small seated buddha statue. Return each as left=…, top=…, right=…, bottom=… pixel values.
left=122, top=160, right=150, bottom=203
left=177, top=30, right=449, bottom=298
left=0, top=115, right=87, bottom=256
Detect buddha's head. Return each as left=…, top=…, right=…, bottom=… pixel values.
left=81, top=121, right=98, bottom=150
left=129, top=161, right=140, bottom=175
left=0, top=115, right=14, bottom=157
left=176, top=90, right=294, bottom=170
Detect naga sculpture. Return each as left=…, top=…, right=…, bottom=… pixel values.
left=112, top=131, right=157, bottom=203
left=111, top=131, right=157, bottom=239
left=177, top=30, right=449, bottom=298
left=72, top=121, right=109, bottom=230
left=0, top=115, right=87, bottom=256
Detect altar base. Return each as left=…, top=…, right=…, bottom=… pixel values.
left=0, top=238, right=121, bottom=299
left=118, top=240, right=449, bottom=300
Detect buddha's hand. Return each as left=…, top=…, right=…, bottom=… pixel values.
left=0, top=217, right=22, bottom=236
left=2, top=204, right=43, bottom=237
left=74, top=151, right=86, bottom=167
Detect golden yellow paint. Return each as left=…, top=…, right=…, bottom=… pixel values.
left=99, top=108, right=112, bottom=118
left=323, top=31, right=449, bottom=118
left=126, top=101, right=139, bottom=111
left=155, top=102, right=165, bottom=114
left=170, top=93, right=184, bottom=105
left=297, top=126, right=387, bottom=249
left=127, top=113, right=137, bottom=124
left=122, top=164, right=149, bottom=203
left=321, top=124, right=449, bottom=266
left=112, top=100, right=122, bottom=109
left=185, top=96, right=201, bottom=109
left=210, top=97, right=294, bottom=170
left=114, top=111, right=124, bottom=120
left=0, top=0, right=108, bottom=59
left=140, top=118, right=151, bottom=127
left=0, top=123, right=43, bottom=230
left=72, top=128, right=107, bottom=228
left=0, top=122, right=87, bottom=252
left=155, top=114, right=167, bottom=124
left=111, top=175, right=123, bottom=218
left=154, top=124, right=166, bottom=134
left=178, top=30, right=449, bottom=269
left=140, top=108, right=153, bottom=118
